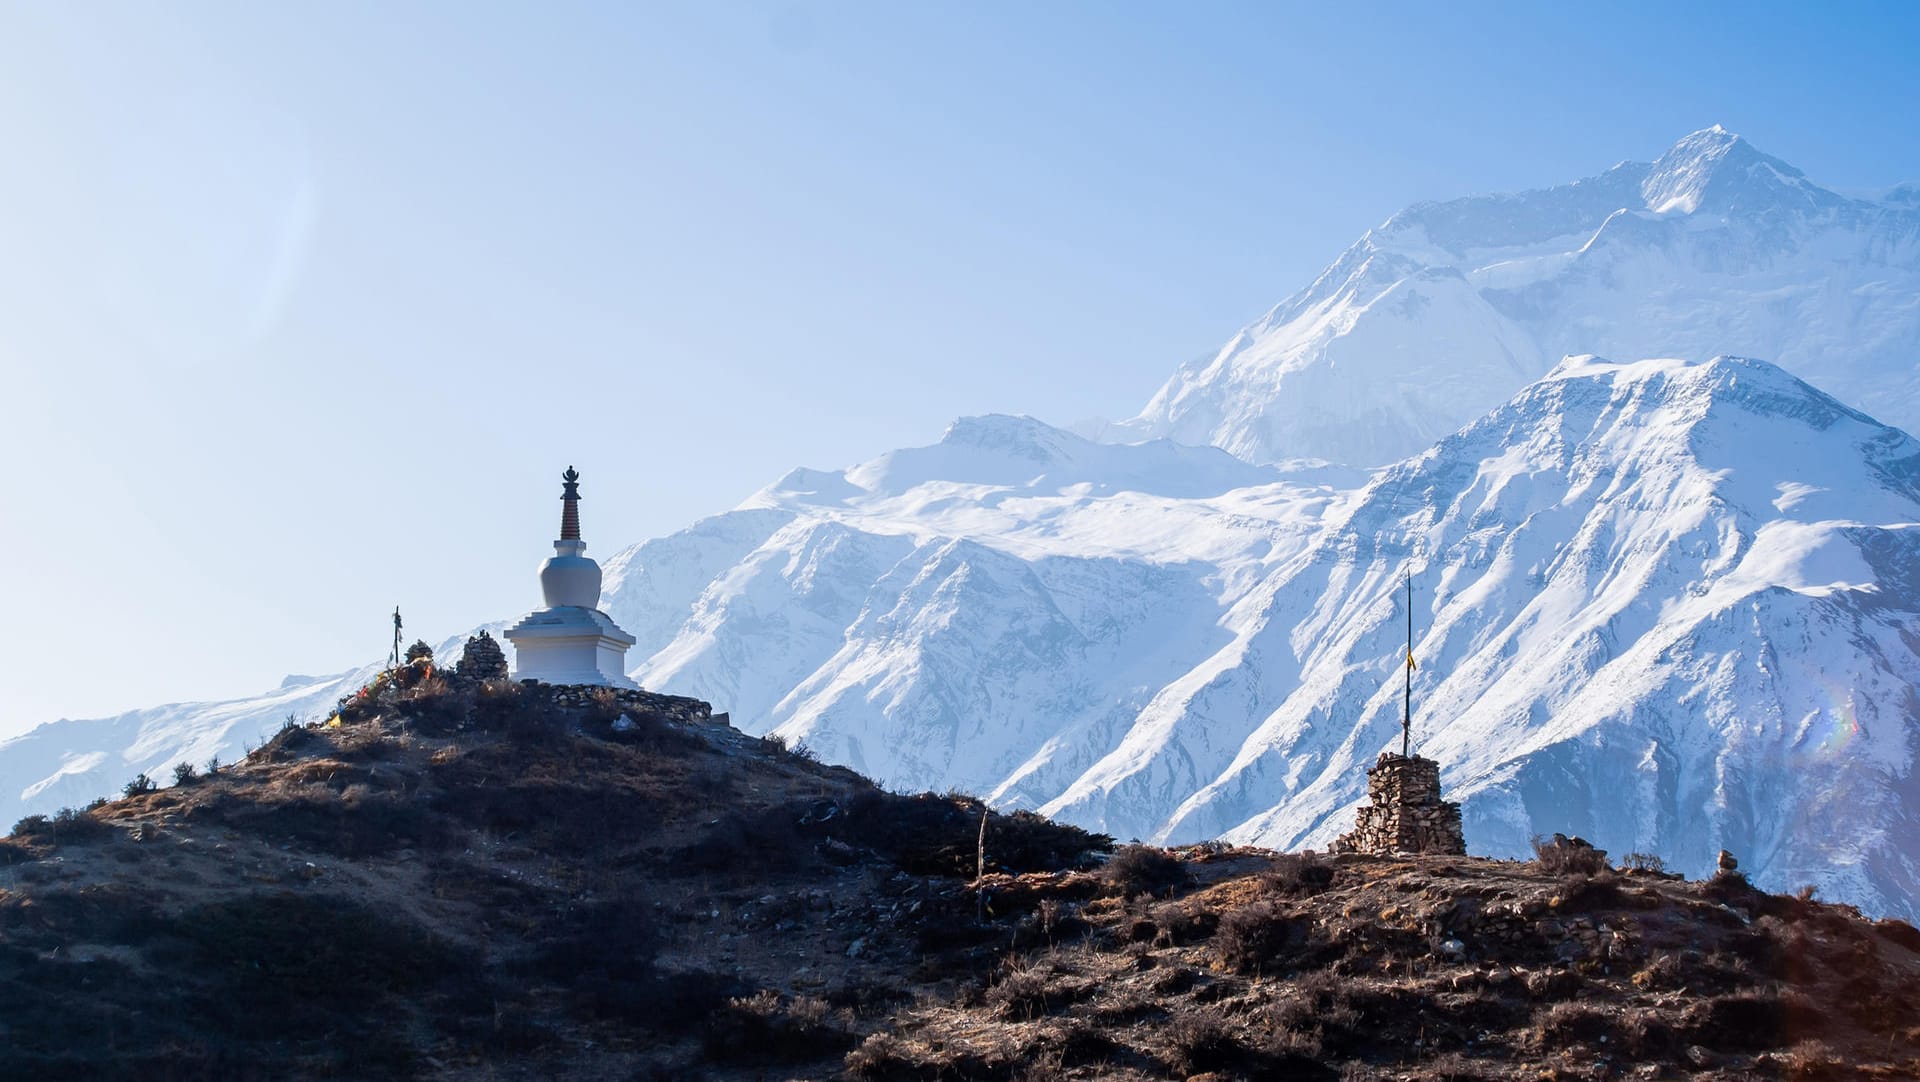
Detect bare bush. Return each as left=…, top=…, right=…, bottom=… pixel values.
left=1263, top=851, right=1336, bottom=896
left=1621, top=851, right=1666, bottom=873
left=1215, top=901, right=1307, bottom=974
left=1532, top=833, right=1608, bottom=876
left=702, top=989, right=855, bottom=1065
left=1103, top=845, right=1187, bottom=898
left=1165, top=1008, right=1244, bottom=1074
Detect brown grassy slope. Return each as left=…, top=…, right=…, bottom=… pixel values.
left=1, top=677, right=1917, bottom=1081
left=0, top=678, right=1102, bottom=1080
left=855, top=848, right=1920, bottom=1081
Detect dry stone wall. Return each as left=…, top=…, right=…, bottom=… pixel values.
left=1335, top=753, right=1466, bottom=856
left=538, top=683, right=718, bottom=727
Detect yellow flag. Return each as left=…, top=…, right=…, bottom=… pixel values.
left=1406, top=652, right=1417, bottom=672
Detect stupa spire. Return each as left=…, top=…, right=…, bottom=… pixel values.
left=503, top=465, right=638, bottom=689
left=560, top=466, right=582, bottom=541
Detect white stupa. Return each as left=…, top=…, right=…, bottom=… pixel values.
left=502, top=466, right=638, bottom=688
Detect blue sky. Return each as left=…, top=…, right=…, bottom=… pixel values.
left=3, top=2, right=1919, bottom=732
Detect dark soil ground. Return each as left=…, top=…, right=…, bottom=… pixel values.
left=1, top=675, right=1915, bottom=1080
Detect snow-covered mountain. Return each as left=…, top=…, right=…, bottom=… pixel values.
left=1115, top=127, right=1920, bottom=466
left=9, top=130, right=1920, bottom=920
left=595, top=358, right=1920, bottom=916
left=25, top=358, right=1914, bottom=912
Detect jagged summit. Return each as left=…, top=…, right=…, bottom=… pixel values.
left=1119, top=128, right=1920, bottom=466
left=1639, top=125, right=1836, bottom=216
left=940, top=412, right=1069, bottom=455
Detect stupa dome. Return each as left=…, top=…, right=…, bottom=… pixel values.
left=540, top=539, right=602, bottom=608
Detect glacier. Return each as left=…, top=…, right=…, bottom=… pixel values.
left=7, top=129, right=1919, bottom=920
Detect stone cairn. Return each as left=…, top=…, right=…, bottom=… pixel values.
left=1334, top=752, right=1466, bottom=856
left=455, top=630, right=509, bottom=682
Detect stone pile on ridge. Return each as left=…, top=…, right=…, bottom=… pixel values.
left=455, top=630, right=508, bottom=682
left=1335, top=753, right=1466, bottom=856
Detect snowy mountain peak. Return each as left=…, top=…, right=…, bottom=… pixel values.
left=938, top=414, right=1071, bottom=459
left=1119, top=128, right=1920, bottom=467
left=1543, top=352, right=1813, bottom=397
left=1536, top=353, right=1900, bottom=441
left=1876, top=182, right=1920, bottom=210
left=1638, top=125, right=1822, bottom=215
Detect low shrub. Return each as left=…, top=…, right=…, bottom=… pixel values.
left=825, top=790, right=1103, bottom=879
left=1215, top=900, right=1307, bottom=974
left=1532, top=833, right=1607, bottom=876
left=1103, top=845, right=1187, bottom=898
left=701, top=990, right=856, bottom=1065
left=1680, top=992, right=1826, bottom=1052
left=1012, top=897, right=1092, bottom=949
left=1553, top=872, right=1626, bottom=910
left=1263, top=851, right=1336, bottom=896
left=844, top=1033, right=916, bottom=1079
left=1534, top=1003, right=1616, bottom=1050
left=1621, top=851, right=1666, bottom=873
left=987, top=960, right=1054, bottom=1021
left=122, top=773, right=157, bottom=797
left=10, top=807, right=116, bottom=846
left=259, top=722, right=322, bottom=763
left=1165, top=1009, right=1245, bottom=1075
left=1700, top=868, right=1766, bottom=911
left=1149, top=898, right=1219, bottom=947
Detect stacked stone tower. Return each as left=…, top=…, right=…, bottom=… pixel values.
left=1334, top=752, right=1466, bottom=856
left=455, top=630, right=509, bottom=682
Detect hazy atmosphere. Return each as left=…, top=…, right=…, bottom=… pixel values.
left=5, top=1, right=1920, bottom=733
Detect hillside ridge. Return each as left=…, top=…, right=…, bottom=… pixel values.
left=3, top=670, right=1918, bottom=1079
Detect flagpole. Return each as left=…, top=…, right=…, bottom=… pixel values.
left=1403, top=571, right=1412, bottom=758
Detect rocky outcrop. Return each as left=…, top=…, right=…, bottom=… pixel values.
left=1335, top=753, right=1466, bottom=856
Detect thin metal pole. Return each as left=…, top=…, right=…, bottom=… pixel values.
left=1402, top=572, right=1412, bottom=758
